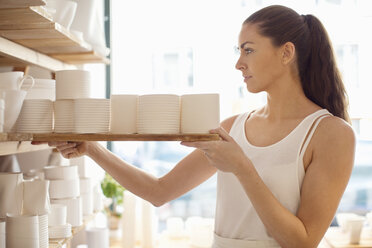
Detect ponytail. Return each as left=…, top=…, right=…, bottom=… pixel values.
left=301, top=15, right=350, bottom=123
left=244, top=5, right=350, bottom=123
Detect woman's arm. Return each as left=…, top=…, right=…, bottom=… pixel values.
left=48, top=116, right=238, bottom=207
left=86, top=142, right=216, bottom=206
left=182, top=116, right=355, bottom=248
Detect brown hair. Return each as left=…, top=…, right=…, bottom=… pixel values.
left=244, top=5, right=350, bottom=123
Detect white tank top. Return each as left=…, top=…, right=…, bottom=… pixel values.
left=214, top=109, right=332, bottom=243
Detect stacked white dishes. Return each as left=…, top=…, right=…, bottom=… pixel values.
left=44, top=165, right=82, bottom=227
left=48, top=204, right=71, bottom=239
left=6, top=214, right=39, bottom=248
left=51, top=197, right=82, bottom=227
left=0, top=173, right=23, bottom=218
left=45, top=166, right=80, bottom=198
left=38, top=214, right=48, bottom=248
left=181, top=94, right=220, bottom=133
left=22, top=180, right=50, bottom=216
left=0, top=72, right=33, bottom=132
left=54, top=99, right=74, bottom=133
left=138, top=94, right=180, bottom=134
left=74, top=98, right=110, bottom=133
left=0, top=89, right=27, bottom=132
left=16, top=99, right=53, bottom=133
left=49, top=179, right=80, bottom=198
left=22, top=78, right=55, bottom=101
left=48, top=204, right=67, bottom=227
left=0, top=221, right=5, bottom=248
left=110, top=94, right=138, bottom=134
left=80, top=177, right=93, bottom=216
left=48, top=224, right=72, bottom=239
left=56, top=70, right=90, bottom=99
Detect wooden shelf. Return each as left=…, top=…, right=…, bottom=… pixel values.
left=0, top=141, right=50, bottom=156
left=0, top=133, right=221, bottom=142
left=0, top=6, right=109, bottom=66
left=0, top=0, right=45, bottom=9
left=0, top=36, right=75, bottom=71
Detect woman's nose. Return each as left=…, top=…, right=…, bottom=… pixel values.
left=235, top=57, right=245, bottom=71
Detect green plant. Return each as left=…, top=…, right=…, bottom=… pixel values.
left=101, top=173, right=125, bottom=217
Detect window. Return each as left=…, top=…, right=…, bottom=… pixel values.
left=111, top=0, right=372, bottom=231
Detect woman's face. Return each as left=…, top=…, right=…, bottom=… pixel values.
left=235, top=23, right=286, bottom=93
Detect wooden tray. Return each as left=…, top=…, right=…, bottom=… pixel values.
left=0, top=133, right=221, bottom=142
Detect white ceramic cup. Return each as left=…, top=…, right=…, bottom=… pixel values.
left=86, top=227, right=109, bottom=248
left=0, top=72, right=34, bottom=91
left=345, top=215, right=365, bottom=244
left=110, top=94, right=138, bottom=134
left=48, top=204, right=67, bottom=226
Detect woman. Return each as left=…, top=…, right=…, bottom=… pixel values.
left=41, top=5, right=355, bottom=248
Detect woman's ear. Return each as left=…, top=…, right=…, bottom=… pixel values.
left=281, top=42, right=296, bottom=65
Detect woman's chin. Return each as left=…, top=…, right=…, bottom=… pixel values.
left=245, top=85, right=263, bottom=94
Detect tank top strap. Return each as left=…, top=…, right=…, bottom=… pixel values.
left=297, top=109, right=333, bottom=160
left=229, top=110, right=254, bottom=135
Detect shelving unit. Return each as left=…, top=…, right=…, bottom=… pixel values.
left=0, top=6, right=110, bottom=67
left=0, top=133, right=221, bottom=142
left=0, top=1, right=110, bottom=155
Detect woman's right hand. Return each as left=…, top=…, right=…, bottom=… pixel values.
left=47, top=141, right=91, bottom=159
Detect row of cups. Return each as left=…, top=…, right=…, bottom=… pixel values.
left=112, top=93, right=220, bottom=134
left=0, top=70, right=90, bottom=133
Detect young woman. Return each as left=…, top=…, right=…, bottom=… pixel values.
left=41, top=5, right=355, bottom=248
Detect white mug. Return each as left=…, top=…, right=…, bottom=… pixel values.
left=0, top=72, right=34, bottom=91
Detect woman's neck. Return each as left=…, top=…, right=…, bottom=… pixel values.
left=262, top=79, right=320, bottom=121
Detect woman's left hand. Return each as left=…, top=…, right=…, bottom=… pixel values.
left=181, top=127, right=250, bottom=174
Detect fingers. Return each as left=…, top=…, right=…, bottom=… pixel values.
left=60, top=147, right=78, bottom=158
left=55, top=143, right=77, bottom=151
left=48, top=141, right=69, bottom=147
left=180, top=141, right=210, bottom=149
left=210, top=127, right=232, bottom=141
left=31, top=141, right=48, bottom=145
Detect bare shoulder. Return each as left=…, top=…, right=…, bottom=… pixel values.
left=316, top=116, right=355, bottom=143
left=220, top=114, right=240, bottom=133
left=312, top=115, right=356, bottom=157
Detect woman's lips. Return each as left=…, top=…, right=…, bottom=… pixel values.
left=244, top=76, right=252, bottom=82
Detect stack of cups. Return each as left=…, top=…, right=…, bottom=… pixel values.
left=80, top=177, right=93, bottom=216
left=22, top=180, right=50, bottom=248
left=110, top=94, right=138, bottom=134
left=181, top=94, right=220, bottom=134
left=0, top=220, right=5, bottom=248
left=38, top=214, right=49, bottom=248
left=6, top=214, right=39, bottom=248
left=0, top=71, right=32, bottom=132
left=137, top=94, right=180, bottom=134
left=73, top=98, right=110, bottom=133
left=55, top=70, right=90, bottom=100
left=15, top=99, right=54, bottom=133
left=44, top=165, right=82, bottom=227
left=48, top=204, right=71, bottom=239
left=22, top=78, right=56, bottom=101
left=0, top=99, right=4, bottom=133
left=54, top=99, right=74, bottom=133
left=55, top=70, right=90, bottom=134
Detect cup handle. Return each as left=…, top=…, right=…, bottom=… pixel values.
left=19, top=75, right=35, bottom=91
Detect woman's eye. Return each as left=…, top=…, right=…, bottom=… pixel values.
left=244, top=48, right=254, bottom=55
